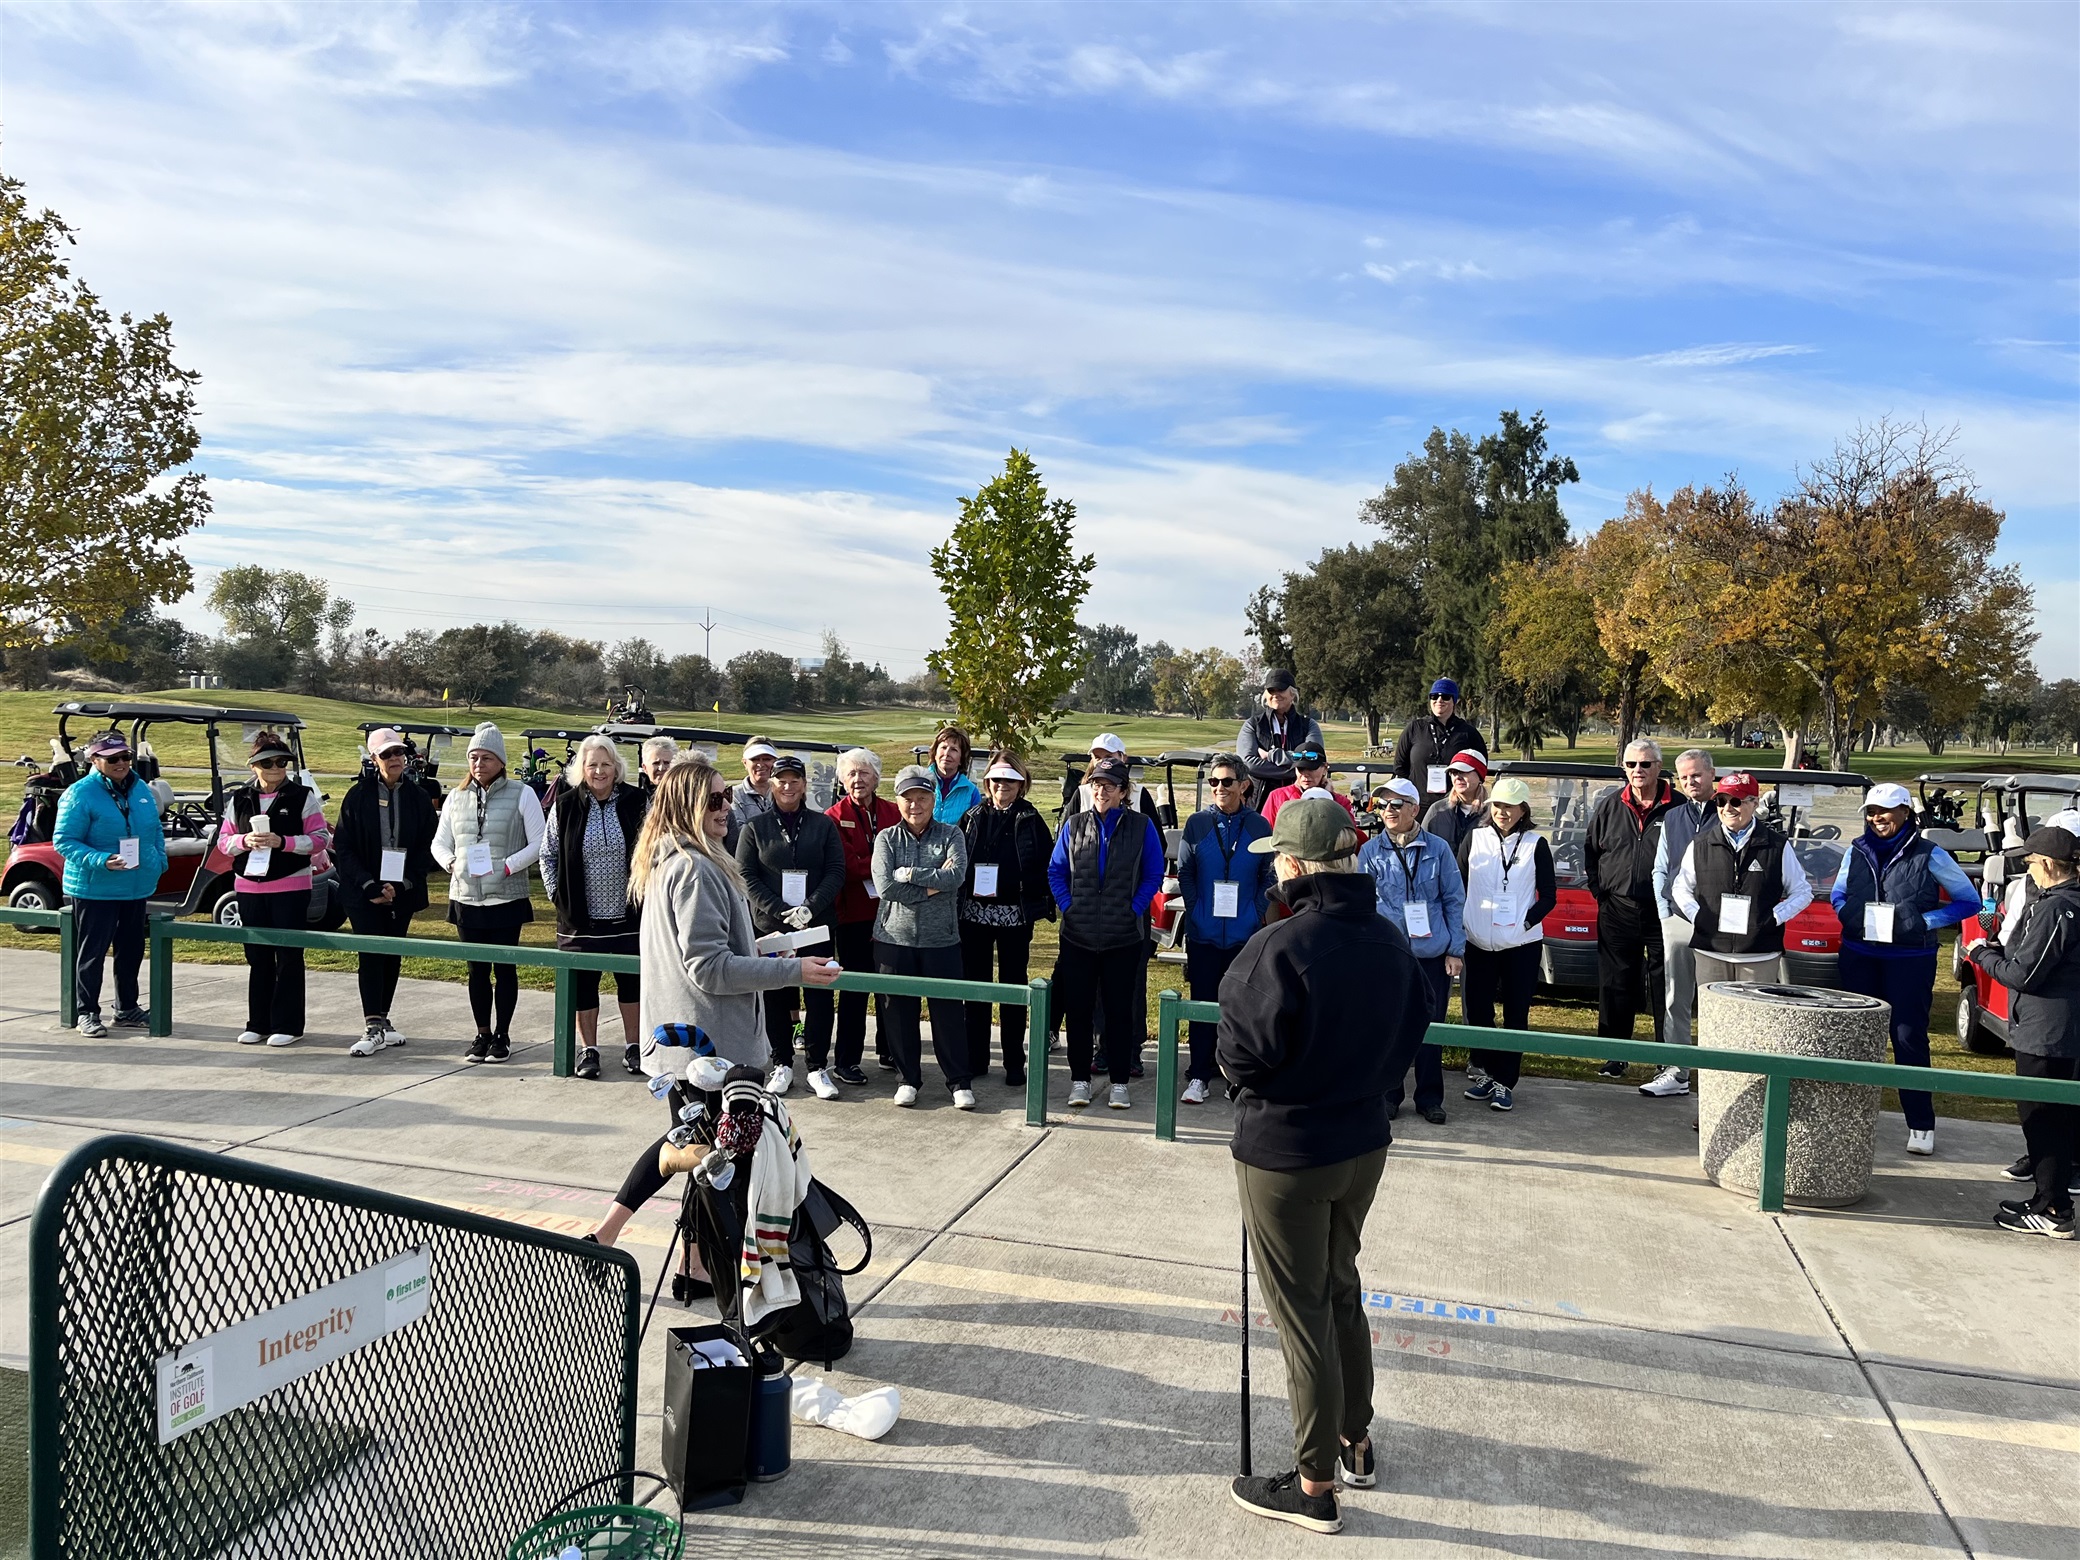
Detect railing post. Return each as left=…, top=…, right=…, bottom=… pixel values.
left=56, top=904, right=76, bottom=1029
left=1155, top=990, right=1181, bottom=1142
left=1024, top=978, right=1049, bottom=1128
left=1757, top=1069, right=1790, bottom=1214
left=553, top=966, right=575, bottom=1079
left=148, top=914, right=173, bottom=1037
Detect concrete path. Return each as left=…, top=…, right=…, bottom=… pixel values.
left=1, top=947, right=2074, bottom=1557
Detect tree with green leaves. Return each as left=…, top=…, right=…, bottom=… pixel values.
left=2, top=176, right=209, bottom=659
left=928, top=449, right=1094, bottom=752
left=1073, top=623, right=1153, bottom=712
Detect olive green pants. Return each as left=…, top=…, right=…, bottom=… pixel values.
left=1234, top=1145, right=1389, bottom=1481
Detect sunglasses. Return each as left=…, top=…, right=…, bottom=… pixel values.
left=708, top=787, right=730, bottom=805
left=98, top=752, right=133, bottom=763
left=253, top=757, right=290, bottom=769
left=1715, top=796, right=1751, bottom=809
left=1207, top=776, right=1243, bottom=788
left=1623, top=760, right=1657, bottom=769
left=377, top=747, right=408, bottom=761
left=1383, top=799, right=1416, bottom=811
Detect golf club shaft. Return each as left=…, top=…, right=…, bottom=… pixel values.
left=1240, top=1221, right=1252, bottom=1477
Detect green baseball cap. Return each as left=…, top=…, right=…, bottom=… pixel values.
left=1248, top=797, right=1360, bottom=862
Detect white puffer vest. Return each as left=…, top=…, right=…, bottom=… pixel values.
left=1463, top=825, right=1544, bottom=952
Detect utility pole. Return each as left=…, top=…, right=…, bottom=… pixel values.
left=698, top=609, right=717, bottom=665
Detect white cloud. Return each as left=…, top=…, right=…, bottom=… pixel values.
left=1635, top=344, right=1816, bottom=369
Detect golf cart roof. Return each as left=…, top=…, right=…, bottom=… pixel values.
left=597, top=723, right=850, bottom=755
left=522, top=728, right=594, bottom=743
left=1918, top=771, right=2080, bottom=796
left=358, top=721, right=473, bottom=737
left=53, top=699, right=306, bottom=728
left=1485, top=758, right=1874, bottom=789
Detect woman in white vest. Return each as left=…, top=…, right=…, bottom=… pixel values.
left=432, top=723, right=545, bottom=1064
left=1454, top=776, right=1556, bottom=1114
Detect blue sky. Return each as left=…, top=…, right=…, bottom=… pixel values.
left=11, top=2, right=2077, bottom=676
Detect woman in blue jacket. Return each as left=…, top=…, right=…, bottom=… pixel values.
left=1174, top=753, right=1273, bottom=1105
left=927, top=724, right=983, bottom=826
left=53, top=731, right=168, bottom=1037
left=1358, top=777, right=1465, bottom=1123
left=1830, top=783, right=1976, bottom=1158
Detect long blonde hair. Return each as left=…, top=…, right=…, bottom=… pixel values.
left=629, top=756, right=742, bottom=904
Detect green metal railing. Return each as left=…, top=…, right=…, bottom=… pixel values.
left=1153, top=990, right=2080, bottom=1212
left=2, top=903, right=76, bottom=1026
left=145, top=920, right=1054, bottom=1115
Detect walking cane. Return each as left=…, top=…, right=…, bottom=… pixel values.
left=1239, top=1221, right=1252, bottom=1477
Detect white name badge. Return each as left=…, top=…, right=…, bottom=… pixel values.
left=1484, top=896, right=1521, bottom=930
left=864, top=878, right=880, bottom=901
left=380, top=848, right=408, bottom=882
left=1212, top=880, right=1241, bottom=919
left=118, top=836, right=140, bottom=868
left=1864, top=902, right=1896, bottom=944
left=1404, top=899, right=1432, bottom=939
left=1719, top=893, right=1753, bottom=937
left=781, top=869, right=808, bottom=907
left=1427, top=766, right=1448, bottom=794
left=466, top=841, right=494, bottom=877
left=245, top=847, right=272, bottom=875
left=973, top=863, right=1000, bottom=898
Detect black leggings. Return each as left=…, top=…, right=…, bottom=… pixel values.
left=616, top=1082, right=699, bottom=1212
left=1463, top=941, right=1541, bottom=1088
left=464, top=924, right=523, bottom=1037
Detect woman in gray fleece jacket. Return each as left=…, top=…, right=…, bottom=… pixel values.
left=872, top=765, right=973, bottom=1109
left=632, top=756, right=841, bottom=1079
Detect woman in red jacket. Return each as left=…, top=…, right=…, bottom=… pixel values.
left=826, top=747, right=900, bottom=1084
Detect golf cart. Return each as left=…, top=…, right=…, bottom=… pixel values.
left=520, top=728, right=594, bottom=803
left=1946, top=773, right=2080, bottom=1054
left=611, top=724, right=851, bottom=809
left=1486, top=760, right=1872, bottom=994
left=355, top=721, right=470, bottom=802
left=4, top=700, right=346, bottom=929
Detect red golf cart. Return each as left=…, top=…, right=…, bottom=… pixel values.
left=4, top=700, right=345, bottom=929
left=1487, top=761, right=1873, bottom=993
left=1944, top=773, right=2080, bottom=1054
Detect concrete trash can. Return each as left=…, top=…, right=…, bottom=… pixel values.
left=1697, top=983, right=1890, bottom=1207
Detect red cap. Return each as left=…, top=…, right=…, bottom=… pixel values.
left=1714, top=771, right=1760, bottom=800
left=1445, top=750, right=1489, bottom=778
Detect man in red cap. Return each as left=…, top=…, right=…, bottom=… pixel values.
left=1669, top=772, right=1812, bottom=989
left=1420, top=750, right=1491, bottom=861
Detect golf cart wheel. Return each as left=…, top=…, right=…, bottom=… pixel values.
left=211, top=893, right=244, bottom=928
left=1956, top=988, right=2003, bottom=1056
left=7, top=877, right=60, bottom=914
left=1951, top=938, right=1966, bottom=983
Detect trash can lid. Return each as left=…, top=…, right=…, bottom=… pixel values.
left=1703, top=983, right=1888, bottom=1010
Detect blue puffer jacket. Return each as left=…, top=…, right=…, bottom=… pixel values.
left=54, top=772, right=168, bottom=901
left=932, top=771, right=983, bottom=827
left=1175, top=805, right=1274, bottom=949
left=1358, top=827, right=1466, bottom=960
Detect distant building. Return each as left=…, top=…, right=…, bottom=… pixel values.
left=794, top=657, right=826, bottom=673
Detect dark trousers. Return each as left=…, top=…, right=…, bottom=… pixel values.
left=239, top=890, right=311, bottom=1037
left=960, top=920, right=1032, bottom=1079
left=463, top=924, right=523, bottom=1037
left=1463, top=941, right=1539, bottom=1088
left=2014, top=1051, right=2079, bottom=1215
left=616, top=1082, right=698, bottom=1212
left=874, top=941, right=969, bottom=1091
left=830, top=919, right=878, bottom=1071
left=765, top=980, right=834, bottom=1070
left=74, top=897, right=147, bottom=1018
left=1185, top=937, right=1244, bottom=1083
left=1839, top=945, right=1937, bottom=1132
left=1390, top=955, right=1450, bottom=1112
left=346, top=900, right=413, bottom=1020
left=1596, top=906, right=1665, bottom=1044
left=1236, top=1146, right=1388, bottom=1483
left=1059, top=940, right=1142, bottom=1085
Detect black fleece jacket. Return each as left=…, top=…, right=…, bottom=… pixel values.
left=1216, top=872, right=1434, bottom=1171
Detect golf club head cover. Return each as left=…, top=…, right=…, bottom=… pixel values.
left=790, top=1375, right=900, bottom=1441
left=715, top=1071, right=767, bottom=1162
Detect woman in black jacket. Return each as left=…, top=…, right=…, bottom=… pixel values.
left=334, top=728, right=440, bottom=1057
left=735, top=753, right=847, bottom=1098
left=541, top=736, right=648, bottom=1081
left=1968, top=825, right=2080, bottom=1239
left=958, top=751, right=1057, bottom=1088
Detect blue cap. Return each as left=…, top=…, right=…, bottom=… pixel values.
left=1430, top=678, right=1459, bottom=699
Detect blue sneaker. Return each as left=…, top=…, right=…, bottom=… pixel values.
left=1489, top=1085, right=1515, bottom=1112
left=1464, top=1077, right=1496, bottom=1101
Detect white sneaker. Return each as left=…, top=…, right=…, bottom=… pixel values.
left=1181, top=1078, right=1210, bottom=1105
left=953, top=1087, right=977, bottom=1111
left=1906, top=1129, right=1935, bottom=1156
left=382, top=1022, right=406, bottom=1045
left=766, top=1064, right=793, bottom=1095
left=807, top=1068, right=841, bottom=1100
left=1639, top=1066, right=1690, bottom=1097
left=1108, top=1084, right=1131, bottom=1110
left=349, top=1022, right=405, bottom=1058
left=1067, top=1081, right=1093, bottom=1107
left=265, top=1033, right=300, bottom=1048
left=893, top=1083, right=919, bottom=1108
left=236, top=1030, right=265, bottom=1045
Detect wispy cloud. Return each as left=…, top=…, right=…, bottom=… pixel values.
left=1635, top=344, right=1817, bottom=368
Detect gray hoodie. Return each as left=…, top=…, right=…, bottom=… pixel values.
left=871, top=818, right=968, bottom=949
left=638, top=846, right=803, bottom=1076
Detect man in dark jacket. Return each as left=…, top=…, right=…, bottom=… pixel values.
left=1218, top=799, right=1433, bottom=1534
left=1236, top=669, right=1326, bottom=808
left=333, top=728, right=440, bottom=1057
left=1585, top=740, right=1673, bottom=1080
left=736, top=754, right=846, bottom=1097
left=1393, top=677, right=1487, bottom=810
left=1968, top=825, right=2080, bottom=1238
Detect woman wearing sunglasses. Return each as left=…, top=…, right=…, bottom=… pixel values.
left=214, top=731, right=332, bottom=1047
left=1174, top=752, right=1273, bottom=1105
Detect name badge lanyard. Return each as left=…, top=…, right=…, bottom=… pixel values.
left=1494, top=831, right=1528, bottom=915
